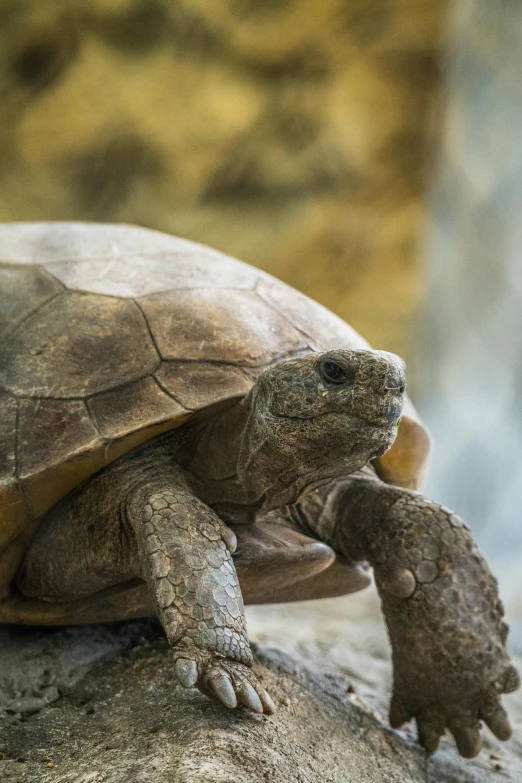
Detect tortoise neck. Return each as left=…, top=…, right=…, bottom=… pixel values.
left=176, top=391, right=296, bottom=511
left=180, top=389, right=309, bottom=513
left=179, top=398, right=257, bottom=503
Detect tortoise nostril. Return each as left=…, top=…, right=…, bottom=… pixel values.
left=385, top=381, right=405, bottom=394
left=381, top=377, right=405, bottom=395
left=383, top=365, right=406, bottom=393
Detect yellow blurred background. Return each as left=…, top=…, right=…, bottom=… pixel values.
left=0, top=0, right=450, bottom=375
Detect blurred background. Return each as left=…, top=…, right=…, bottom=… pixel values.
left=0, top=1, right=520, bottom=607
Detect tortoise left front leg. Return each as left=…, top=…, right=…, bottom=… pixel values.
left=126, top=480, right=276, bottom=715
left=296, top=471, right=520, bottom=757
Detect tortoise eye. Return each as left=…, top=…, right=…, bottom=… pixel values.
left=320, top=360, right=356, bottom=386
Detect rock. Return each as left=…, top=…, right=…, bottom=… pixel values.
left=0, top=626, right=425, bottom=783
left=0, top=620, right=159, bottom=716
left=1, top=588, right=522, bottom=782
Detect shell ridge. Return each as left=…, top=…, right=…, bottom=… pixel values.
left=151, top=371, right=187, bottom=409
left=1, top=287, right=63, bottom=346
left=37, top=265, right=67, bottom=291
left=254, top=281, right=323, bottom=351
left=84, top=399, right=109, bottom=441
left=252, top=280, right=305, bottom=336
left=133, top=298, right=163, bottom=362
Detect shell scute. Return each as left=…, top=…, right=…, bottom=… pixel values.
left=44, top=252, right=259, bottom=298
left=1, top=292, right=159, bottom=398
left=138, top=288, right=307, bottom=364
left=87, top=376, right=191, bottom=463
left=0, top=395, right=17, bottom=487
left=0, top=395, right=26, bottom=551
left=0, top=222, right=192, bottom=265
left=17, top=398, right=105, bottom=518
left=0, top=264, right=63, bottom=343
left=257, top=281, right=368, bottom=352
left=88, top=376, right=186, bottom=439
left=155, top=362, right=252, bottom=410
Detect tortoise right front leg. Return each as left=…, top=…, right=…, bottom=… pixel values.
left=126, top=483, right=275, bottom=714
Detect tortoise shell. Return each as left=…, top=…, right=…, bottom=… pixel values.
left=0, top=222, right=431, bottom=599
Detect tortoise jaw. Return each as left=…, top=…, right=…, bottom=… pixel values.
left=363, top=393, right=404, bottom=428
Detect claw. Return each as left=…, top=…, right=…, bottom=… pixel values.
left=502, top=665, right=520, bottom=694
left=481, top=705, right=512, bottom=741
left=449, top=721, right=482, bottom=758
left=209, top=674, right=238, bottom=709
left=175, top=658, right=198, bottom=688
left=389, top=694, right=411, bottom=728
left=221, top=526, right=237, bottom=553
left=416, top=716, right=444, bottom=754
left=258, top=688, right=276, bottom=715
left=238, top=681, right=263, bottom=714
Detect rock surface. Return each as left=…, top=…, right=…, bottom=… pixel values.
left=1, top=588, right=521, bottom=782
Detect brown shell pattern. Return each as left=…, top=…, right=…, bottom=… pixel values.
left=0, top=222, right=430, bottom=589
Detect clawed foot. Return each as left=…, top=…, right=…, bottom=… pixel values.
left=390, top=663, right=520, bottom=757
left=173, top=647, right=276, bottom=715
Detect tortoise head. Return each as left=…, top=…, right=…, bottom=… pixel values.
left=238, top=349, right=406, bottom=507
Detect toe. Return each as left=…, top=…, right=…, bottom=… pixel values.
left=449, top=720, right=482, bottom=758
left=502, top=665, right=520, bottom=694
left=175, top=658, right=198, bottom=688
left=389, top=694, right=412, bottom=728
left=481, top=704, right=512, bottom=741
left=237, top=681, right=263, bottom=714
left=221, top=526, right=237, bottom=553
left=257, top=688, right=277, bottom=715
left=209, top=673, right=238, bottom=709
left=416, top=715, right=444, bottom=754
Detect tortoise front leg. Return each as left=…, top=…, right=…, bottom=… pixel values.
left=295, top=470, right=519, bottom=757
left=126, top=483, right=275, bottom=715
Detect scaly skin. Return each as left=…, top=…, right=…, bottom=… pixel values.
left=17, top=457, right=275, bottom=715
left=127, top=483, right=275, bottom=714
left=291, top=469, right=519, bottom=757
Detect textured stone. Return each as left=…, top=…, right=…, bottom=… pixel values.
left=2, top=592, right=522, bottom=782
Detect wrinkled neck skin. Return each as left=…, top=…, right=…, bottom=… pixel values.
left=176, top=386, right=397, bottom=521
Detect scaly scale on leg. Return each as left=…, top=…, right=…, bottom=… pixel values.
left=128, top=485, right=275, bottom=714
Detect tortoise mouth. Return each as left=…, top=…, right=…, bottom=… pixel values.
left=363, top=394, right=404, bottom=428
left=270, top=397, right=403, bottom=424
left=365, top=411, right=402, bottom=428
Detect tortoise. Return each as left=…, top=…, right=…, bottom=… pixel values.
left=0, top=221, right=518, bottom=758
